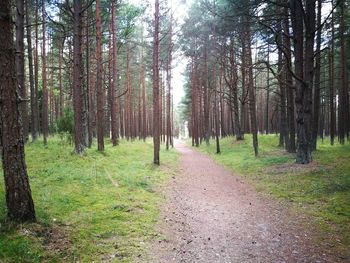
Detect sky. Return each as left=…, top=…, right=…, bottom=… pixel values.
left=128, top=0, right=193, bottom=107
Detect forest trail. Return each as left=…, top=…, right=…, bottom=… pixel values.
left=151, top=140, right=341, bottom=263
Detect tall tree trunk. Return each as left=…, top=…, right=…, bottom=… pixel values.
left=34, top=0, right=40, bottom=136
left=96, top=0, right=104, bottom=151
left=192, top=57, right=199, bottom=147
left=329, top=0, right=335, bottom=145
left=0, top=0, right=36, bottom=222
left=283, top=4, right=296, bottom=153
left=338, top=0, right=348, bottom=144
left=290, top=0, right=315, bottom=164
left=26, top=0, right=38, bottom=141
left=265, top=44, right=270, bottom=135
left=16, top=0, right=28, bottom=141
left=141, top=30, right=147, bottom=141
left=58, top=40, right=64, bottom=118
left=153, top=0, right=160, bottom=164
left=229, top=41, right=243, bottom=140
left=276, top=2, right=287, bottom=148
left=73, top=0, right=84, bottom=154
left=111, top=1, right=118, bottom=146
left=166, top=18, right=172, bottom=150
left=245, top=18, right=258, bottom=156
left=42, top=0, right=48, bottom=145
left=312, top=0, right=322, bottom=150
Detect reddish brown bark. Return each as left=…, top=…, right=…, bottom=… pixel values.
left=111, top=2, right=119, bottom=146
left=0, top=0, right=36, bottom=222
left=96, top=0, right=104, bottom=151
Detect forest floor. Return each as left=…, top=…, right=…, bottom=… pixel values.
left=150, top=139, right=349, bottom=263
left=0, top=137, right=179, bottom=262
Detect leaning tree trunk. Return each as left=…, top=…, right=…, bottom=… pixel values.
left=0, top=0, right=36, bottom=222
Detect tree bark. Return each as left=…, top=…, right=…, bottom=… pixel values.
left=245, top=18, right=258, bottom=156
left=312, top=0, right=322, bottom=151
left=72, top=0, right=84, bottom=154
left=96, top=0, right=104, bottom=151
left=16, top=0, right=28, bottom=141
left=283, top=4, right=296, bottom=153
left=0, top=0, right=36, bottom=222
left=153, top=0, right=160, bottom=164
left=290, top=0, right=315, bottom=164
left=166, top=17, right=172, bottom=150
left=338, top=0, right=348, bottom=144
left=42, top=0, right=48, bottom=145
left=111, top=1, right=118, bottom=146
left=26, top=0, right=38, bottom=141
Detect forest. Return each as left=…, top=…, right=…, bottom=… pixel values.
left=0, top=0, right=349, bottom=262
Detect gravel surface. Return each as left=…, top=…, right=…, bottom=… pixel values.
left=150, top=140, right=345, bottom=263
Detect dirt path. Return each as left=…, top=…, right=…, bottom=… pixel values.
left=151, top=140, right=343, bottom=263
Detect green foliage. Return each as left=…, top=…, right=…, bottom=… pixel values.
left=0, top=138, right=178, bottom=262
left=56, top=107, right=74, bottom=142
left=192, top=135, right=350, bottom=254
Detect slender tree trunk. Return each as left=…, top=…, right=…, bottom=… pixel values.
left=34, top=0, right=40, bottom=136
left=72, top=0, right=84, bottom=154
left=42, top=0, right=48, bottom=145
left=283, top=4, right=296, bottom=153
left=0, top=0, right=36, bottom=221
left=58, top=40, right=64, bottom=117
left=276, top=2, right=287, bottom=148
left=153, top=0, right=160, bottom=164
left=265, top=45, right=270, bottom=135
left=338, top=0, right=348, bottom=144
left=96, top=0, right=104, bottom=151
left=111, top=1, right=118, bottom=146
left=329, top=44, right=335, bottom=145
left=245, top=19, right=258, bottom=156
left=26, top=0, right=38, bottom=141
left=166, top=18, right=172, bottom=150
left=16, top=0, right=28, bottom=142
left=312, top=0, right=322, bottom=151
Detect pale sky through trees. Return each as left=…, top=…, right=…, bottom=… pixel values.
left=129, top=0, right=193, bottom=107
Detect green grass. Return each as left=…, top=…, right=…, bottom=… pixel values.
left=191, top=135, right=350, bottom=254
left=0, top=137, right=178, bottom=262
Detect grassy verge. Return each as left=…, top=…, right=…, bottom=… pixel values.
left=0, top=137, right=178, bottom=262
left=190, top=135, right=350, bottom=255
